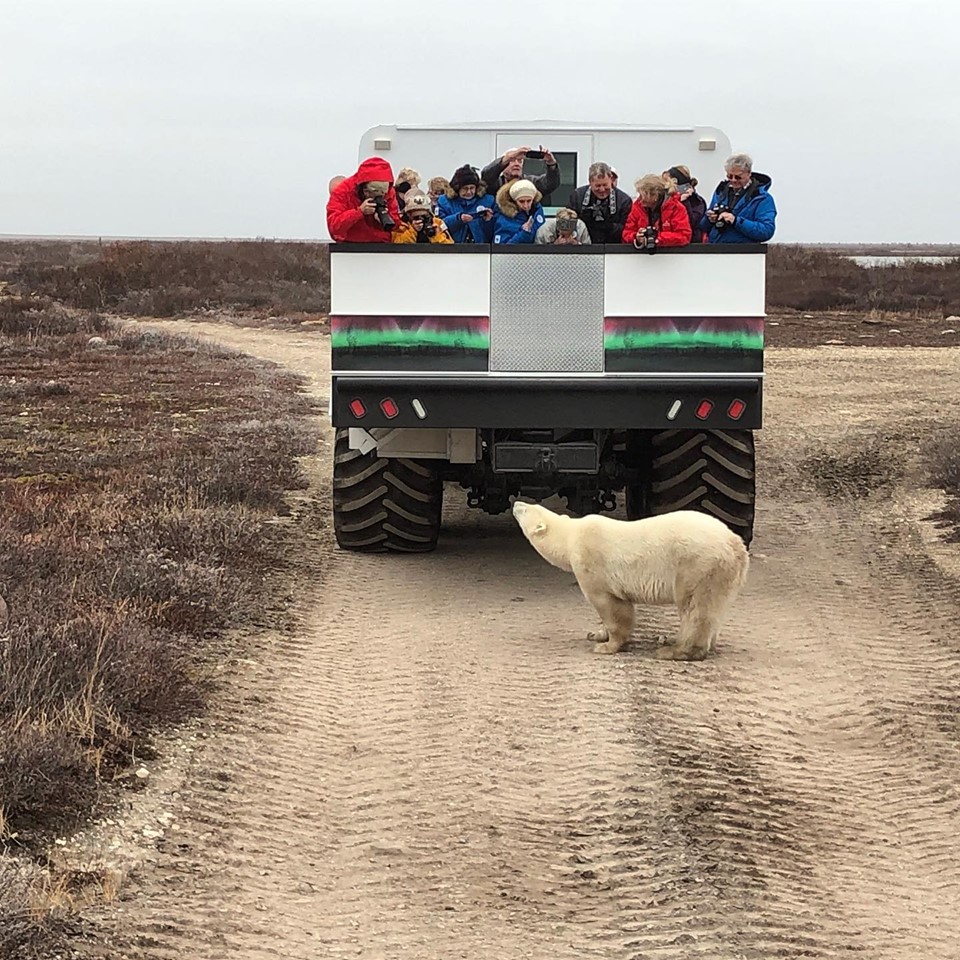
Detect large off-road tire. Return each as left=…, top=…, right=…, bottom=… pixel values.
left=332, top=429, right=443, bottom=553
left=622, top=429, right=649, bottom=521
left=648, top=429, right=756, bottom=546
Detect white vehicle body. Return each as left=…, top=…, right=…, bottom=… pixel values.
left=330, top=121, right=762, bottom=552
left=358, top=120, right=732, bottom=212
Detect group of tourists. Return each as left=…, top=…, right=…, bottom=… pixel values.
left=325, top=147, right=777, bottom=250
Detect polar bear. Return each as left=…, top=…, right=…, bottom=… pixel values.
left=512, top=502, right=749, bottom=660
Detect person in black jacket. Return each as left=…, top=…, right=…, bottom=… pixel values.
left=480, top=146, right=561, bottom=205
left=568, top=162, right=633, bottom=244
left=663, top=164, right=708, bottom=243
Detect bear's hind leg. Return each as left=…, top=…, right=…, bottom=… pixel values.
left=657, top=606, right=717, bottom=662
left=584, top=590, right=635, bottom=655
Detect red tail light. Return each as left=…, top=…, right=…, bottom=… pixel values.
left=349, top=399, right=366, bottom=418
left=727, top=399, right=746, bottom=420
left=695, top=400, right=714, bottom=420
left=380, top=398, right=399, bottom=419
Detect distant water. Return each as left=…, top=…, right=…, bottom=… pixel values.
left=847, top=255, right=959, bottom=267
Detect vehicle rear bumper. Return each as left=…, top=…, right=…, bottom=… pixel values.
left=332, top=375, right=763, bottom=430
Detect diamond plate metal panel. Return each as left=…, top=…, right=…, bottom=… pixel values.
left=490, top=254, right=604, bottom=372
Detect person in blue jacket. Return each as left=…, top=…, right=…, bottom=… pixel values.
left=437, top=165, right=495, bottom=243
left=700, top=153, right=777, bottom=244
left=492, top=179, right=546, bottom=245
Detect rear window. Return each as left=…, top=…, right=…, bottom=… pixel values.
left=522, top=151, right=577, bottom=215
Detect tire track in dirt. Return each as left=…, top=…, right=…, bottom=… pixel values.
left=86, top=331, right=960, bottom=959
left=96, top=497, right=960, bottom=960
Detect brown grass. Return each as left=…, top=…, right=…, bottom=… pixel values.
left=1, top=298, right=318, bottom=930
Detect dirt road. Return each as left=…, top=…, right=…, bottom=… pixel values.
left=88, top=322, right=960, bottom=959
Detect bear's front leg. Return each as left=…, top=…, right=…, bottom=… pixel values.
left=586, top=626, right=608, bottom=642
left=582, top=590, right=635, bottom=655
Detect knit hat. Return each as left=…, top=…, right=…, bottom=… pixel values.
left=449, top=164, right=481, bottom=191
left=403, top=192, right=432, bottom=216
left=508, top=179, right=537, bottom=201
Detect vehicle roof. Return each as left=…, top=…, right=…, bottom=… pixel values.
left=372, top=120, right=700, bottom=133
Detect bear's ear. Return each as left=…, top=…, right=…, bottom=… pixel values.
left=530, top=519, right=548, bottom=536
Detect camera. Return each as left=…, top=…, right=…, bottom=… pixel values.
left=711, top=204, right=730, bottom=231
left=373, top=196, right=396, bottom=231
left=588, top=204, right=607, bottom=223
left=635, top=225, right=658, bottom=253
left=409, top=213, right=436, bottom=237
left=525, top=149, right=545, bottom=160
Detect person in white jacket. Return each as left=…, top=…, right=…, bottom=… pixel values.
left=534, top=208, right=591, bottom=245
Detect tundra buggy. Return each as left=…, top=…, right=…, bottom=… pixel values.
left=329, top=241, right=764, bottom=550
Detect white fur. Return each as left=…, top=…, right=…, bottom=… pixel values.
left=512, top=502, right=749, bottom=659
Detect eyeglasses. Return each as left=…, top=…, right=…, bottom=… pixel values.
left=727, top=173, right=749, bottom=183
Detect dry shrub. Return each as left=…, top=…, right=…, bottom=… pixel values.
left=768, top=245, right=960, bottom=315
left=0, top=320, right=318, bottom=841
left=0, top=856, right=68, bottom=960
left=2, top=239, right=330, bottom=318
left=923, top=427, right=960, bottom=541
left=0, top=294, right=109, bottom=339
left=926, top=426, right=960, bottom=493
left=800, top=438, right=904, bottom=498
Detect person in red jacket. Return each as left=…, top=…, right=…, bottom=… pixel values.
left=622, top=174, right=692, bottom=249
left=326, top=157, right=401, bottom=243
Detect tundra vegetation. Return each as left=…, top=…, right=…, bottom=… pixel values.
left=0, top=264, right=318, bottom=957
left=1, top=236, right=959, bottom=956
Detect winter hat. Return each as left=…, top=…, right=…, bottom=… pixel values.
left=666, top=165, right=697, bottom=188
left=403, top=192, right=432, bottom=216
left=508, top=179, right=537, bottom=201
left=395, top=167, right=421, bottom=187
left=449, top=164, right=481, bottom=191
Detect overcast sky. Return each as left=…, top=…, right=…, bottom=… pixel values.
left=2, top=0, right=957, bottom=243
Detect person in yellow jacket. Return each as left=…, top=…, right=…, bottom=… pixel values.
left=391, top=193, right=453, bottom=244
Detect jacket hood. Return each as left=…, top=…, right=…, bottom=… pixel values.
left=354, top=156, right=395, bottom=186
left=495, top=179, right=543, bottom=218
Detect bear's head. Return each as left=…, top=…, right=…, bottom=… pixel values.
left=512, top=500, right=553, bottom=539
left=512, top=501, right=573, bottom=571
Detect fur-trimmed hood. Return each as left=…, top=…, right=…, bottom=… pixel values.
left=495, top=179, right=543, bottom=219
